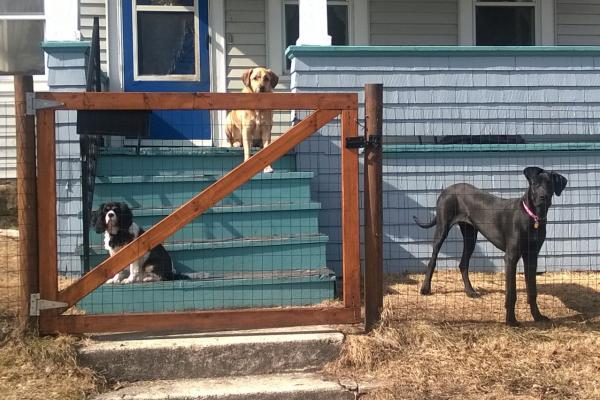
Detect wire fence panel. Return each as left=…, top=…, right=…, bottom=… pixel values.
left=382, top=104, right=600, bottom=324
left=72, top=112, right=342, bottom=315
left=0, top=100, right=19, bottom=329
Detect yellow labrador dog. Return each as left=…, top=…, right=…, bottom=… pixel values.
left=225, top=67, right=279, bottom=173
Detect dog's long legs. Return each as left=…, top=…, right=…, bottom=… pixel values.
left=241, top=122, right=255, bottom=162
left=523, top=252, right=549, bottom=322
left=458, top=222, right=479, bottom=298
left=420, top=222, right=451, bottom=295
left=260, top=125, right=273, bottom=173
left=504, top=251, right=520, bottom=326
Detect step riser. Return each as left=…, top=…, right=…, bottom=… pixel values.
left=96, top=388, right=353, bottom=400
left=93, top=179, right=312, bottom=209
left=87, top=241, right=327, bottom=274
left=88, top=209, right=320, bottom=244
left=79, top=332, right=343, bottom=381
left=97, top=154, right=296, bottom=176
left=78, top=279, right=334, bottom=314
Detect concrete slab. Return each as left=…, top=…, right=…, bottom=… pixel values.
left=79, top=325, right=344, bottom=381
left=94, top=373, right=357, bottom=400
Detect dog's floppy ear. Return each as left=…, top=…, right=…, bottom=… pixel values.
left=93, top=203, right=106, bottom=233
left=551, top=172, right=568, bottom=197
left=119, top=202, right=133, bottom=231
left=241, top=68, right=253, bottom=88
left=523, top=166, right=543, bottom=184
left=267, top=69, right=279, bottom=88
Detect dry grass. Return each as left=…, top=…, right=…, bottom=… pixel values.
left=0, top=235, right=102, bottom=400
left=329, top=270, right=600, bottom=400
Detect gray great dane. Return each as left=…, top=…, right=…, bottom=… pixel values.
left=414, top=167, right=568, bottom=326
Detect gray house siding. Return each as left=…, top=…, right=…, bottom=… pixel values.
left=556, top=0, right=600, bottom=45
left=369, top=0, right=459, bottom=45
left=225, top=0, right=267, bottom=91
left=44, top=44, right=90, bottom=275
left=0, top=77, right=48, bottom=180
left=79, top=0, right=108, bottom=69
left=289, top=47, right=600, bottom=274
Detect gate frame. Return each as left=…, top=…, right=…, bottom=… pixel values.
left=35, top=91, right=361, bottom=334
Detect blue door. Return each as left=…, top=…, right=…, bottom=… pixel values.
left=123, top=0, right=210, bottom=141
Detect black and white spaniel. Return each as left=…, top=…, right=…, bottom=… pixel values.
left=93, top=202, right=182, bottom=284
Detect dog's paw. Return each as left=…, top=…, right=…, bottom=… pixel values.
left=506, top=318, right=520, bottom=327
left=419, top=286, right=432, bottom=296
left=121, top=276, right=134, bottom=284
left=263, top=165, right=274, bottom=173
left=466, top=290, right=481, bottom=299
left=232, top=142, right=241, bottom=148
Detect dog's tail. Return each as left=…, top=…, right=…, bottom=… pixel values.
left=413, top=215, right=437, bottom=229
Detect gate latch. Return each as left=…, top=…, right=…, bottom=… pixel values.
left=30, top=293, right=68, bottom=316
left=345, top=135, right=382, bottom=149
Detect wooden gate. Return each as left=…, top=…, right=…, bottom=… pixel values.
left=35, top=92, right=361, bottom=334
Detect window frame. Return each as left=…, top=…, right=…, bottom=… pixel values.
left=131, top=0, right=201, bottom=81
left=281, top=0, right=352, bottom=73
left=473, top=0, right=540, bottom=46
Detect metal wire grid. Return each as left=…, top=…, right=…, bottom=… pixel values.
left=50, top=109, right=345, bottom=315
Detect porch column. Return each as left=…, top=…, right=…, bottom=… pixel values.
left=296, top=0, right=331, bottom=45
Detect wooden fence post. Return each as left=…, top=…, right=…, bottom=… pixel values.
left=364, top=83, right=383, bottom=331
left=14, top=75, right=39, bottom=332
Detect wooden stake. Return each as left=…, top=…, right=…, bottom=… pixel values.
left=364, top=84, right=384, bottom=331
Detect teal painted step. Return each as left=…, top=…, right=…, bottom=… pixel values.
left=93, top=172, right=313, bottom=209
left=97, top=147, right=296, bottom=176
left=76, top=274, right=335, bottom=314
left=87, top=234, right=329, bottom=274
left=89, top=202, right=322, bottom=245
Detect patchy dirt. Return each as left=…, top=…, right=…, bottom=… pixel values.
left=0, top=235, right=102, bottom=400
left=329, top=270, right=600, bottom=400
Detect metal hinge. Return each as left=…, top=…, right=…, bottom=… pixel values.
left=345, top=135, right=382, bottom=149
left=25, top=93, right=63, bottom=115
left=29, top=293, right=68, bottom=316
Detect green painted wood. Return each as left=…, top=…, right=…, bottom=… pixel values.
left=96, top=147, right=296, bottom=176
left=383, top=142, right=600, bottom=159
left=89, top=202, right=322, bottom=244
left=76, top=275, right=335, bottom=314
left=86, top=234, right=329, bottom=274
left=286, top=45, right=600, bottom=59
left=93, top=172, right=314, bottom=209
left=384, top=142, right=600, bottom=154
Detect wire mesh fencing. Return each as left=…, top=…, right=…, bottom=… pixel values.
left=49, top=104, right=351, bottom=320
left=380, top=104, right=600, bottom=325
left=0, top=96, right=20, bottom=330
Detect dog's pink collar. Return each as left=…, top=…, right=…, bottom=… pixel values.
left=521, top=200, right=540, bottom=229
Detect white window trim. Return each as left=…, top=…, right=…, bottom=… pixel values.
left=266, top=0, right=367, bottom=77
left=209, top=0, right=227, bottom=145
left=131, top=0, right=201, bottom=81
left=459, top=0, right=554, bottom=46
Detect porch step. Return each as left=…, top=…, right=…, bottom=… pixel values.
left=88, top=201, right=322, bottom=245
left=97, top=147, right=296, bottom=176
left=94, top=373, right=357, bottom=400
left=76, top=272, right=335, bottom=314
left=93, top=171, right=314, bottom=209
left=87, top=234, right=329, bottom=275
left=78, top=326, right=344, bottom=381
